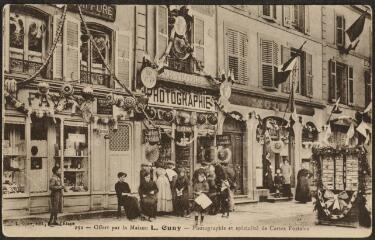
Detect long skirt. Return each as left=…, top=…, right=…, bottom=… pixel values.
left=156, top=176, right=173, bottom=212
left=141, top=196, right=157, bottom=218
left=220, top=189, right=230, bottom=213
left=121, top=196, right=141, bottom=219
left=50, top=191, right=62, bottom=214
left=207, top=192, right=219, bottom=215
left=228, top=189, right=235, bottom=211
left=295, top=177, right=312, bottom=203
left=175, top=193, right=189, bottom=216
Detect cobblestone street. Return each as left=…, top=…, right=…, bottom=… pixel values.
left=3, top=200, right=371, bottom=238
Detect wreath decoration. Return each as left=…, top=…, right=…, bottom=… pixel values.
left=316, top=189, right=358, bottom=220
left=218, top=147, right=232, bottom=163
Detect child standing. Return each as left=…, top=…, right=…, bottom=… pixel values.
left=193, top=172, right=209, bottom=226
left=274, top=169, right=285, bottom=198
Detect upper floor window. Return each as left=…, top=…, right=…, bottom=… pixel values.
left=260, top=38, right=278, bottom=89
left=261, top=5, right=277, bottom=21
left=283, top=5, right=310, bottom=34
left=365, top=70, right=372, bottom=106
left=80, top=26, right=113, bottom=88
left=336, top=15, right=345, bottom=47
left=329, top=60, right=354, bottom=105
left=9, top=7, right=48, bottom=77
left=226, top=28, right=248, bottom=85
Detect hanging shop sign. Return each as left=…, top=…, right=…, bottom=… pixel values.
left=147, top=87, right=215, bottom=111
left=68, top=4, right=116, bottom=22
left=97, top=98, right=113, bottom=115
left=216, top=135, right=231, bottom=146
left=141, top=67, right=158, bottom=89
left=143, top=129, right=160, bottom=144
left=158, top=69, right=212, bottom=88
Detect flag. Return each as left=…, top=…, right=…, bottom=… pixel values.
left=323, top=124, right=332, bottom=145
left=332, top=97, right=342, bottom=114
left=363, top=102, right=372, bottom=114
left=275, top=41, right=307, bottom=86
left=345, top=123, right=355, bottom=146
left=346, top=12, right=366, bottom=43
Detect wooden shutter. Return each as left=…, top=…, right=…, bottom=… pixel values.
left=261, top=38, right=275, bottom=88
left=115, top=31, right=131, bottom=89
left=63, top=16, right=80, bottom=82
left=53, top=14, right=63, bottom=80
left=348, top=66, right=354, bottom=105
left=238, top=31, right=248, bottom=84
left=262, top=6, right=271, bottom=17
left=305, top=6, right=310, bottom=35
left=227, top=29, right=239, bottom=81
left=305, top=52, right=313, bottom=97
left=283, top=6, right=292, bottom=28
left=155, top=5, right=168, bottom=61
left=3, top=5, right=10, bottom=73
left=193, top=16, right=204, bottom=72
left=336, top=15, right=345, bottom=47
left=329, top=59, right=337, bottom=101
left=281, top=45, right=291, bottom=93
left=298, top=6, right=305, bottom=32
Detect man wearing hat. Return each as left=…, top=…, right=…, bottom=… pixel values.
left=166, top=161, right=178, bottom=214
left=140, top=162, right=153, bottom=185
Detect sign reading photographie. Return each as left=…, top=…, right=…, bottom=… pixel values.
left=68, top=4, right=116, bottom=22
left=147, top=87, right=215, bottom=111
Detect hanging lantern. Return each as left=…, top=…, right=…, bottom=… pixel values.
left=197, top=114, right=206, bottom=124
left=123, top=96, right=137, bottom=109
left=4, top=78, right=17, bottom=94
left=208, top=114, right=218, bottom=125
left=38, top=82, right=50, bottom=95
left=82, top=86, right=94, bottom=100
left=61, top=83, right=74, bottom=97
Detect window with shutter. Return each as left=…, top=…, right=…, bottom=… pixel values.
left=336, top=63, right=347, bottom=104
left=115, top=31, right=131, bottom=89
left=364, top=70, right=372, bottom=106
left=53, top=15, right=63, bottom=80
left=292, top=5, right=306, bottom=33
left=329, top=60, right=337, bottom=101
left=226, top=28, right=248, bottom=85
left=193, top=16, right=204, bottom=72
left=336, top=15, right=345, bottom=47
left=348, top=66, right=354, bottom=105
left=156, top=5, right=168, bottom=61
left=64, top=16, right=80, bottom=82
left=280, top=45, right=291, bottom=93
left=305, top=6, right=310, bottom=35
left=305, top=52, right=313, bottom=97
left=261, top=5, right=277, bottom=21
left=260, top=38, right=278, bottom=89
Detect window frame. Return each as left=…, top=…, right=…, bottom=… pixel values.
left=329, top=59, right=353, bottom=106
left=259, top=36, right=279, bottom=90
left=261, top=5, right=277, bottom=22
left=364, top=70, right=372, bottom=106
left=335, top=14, right=346, bottom=47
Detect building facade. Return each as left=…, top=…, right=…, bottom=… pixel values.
left=2, top=4, right=372, bottom=216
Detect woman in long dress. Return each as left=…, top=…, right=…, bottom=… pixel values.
left=115, top=172, right=141, bottom=220
left=174, top=168, right=190, bottom=217
left=139, top=172, right=158, bottom=221
left=155, top=164, right=173, bottom=213
left=263, top=153, right=274, bottom=192
left=295, top=168, right=312, bottom=203
left=49, top=166, right=64, bottom=226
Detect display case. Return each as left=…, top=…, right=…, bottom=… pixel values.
left=3, top=123, right=26, bottom=196
left=62, top=124, right=89, bottom=193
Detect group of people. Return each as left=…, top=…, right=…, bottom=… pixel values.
left=263, top=153, right=312, bottom=203
left=115, top=160, right=237, bottom=225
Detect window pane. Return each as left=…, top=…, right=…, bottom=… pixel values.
left=263, top=6, right=271, bottom=16
left=28, top=17, right=45, bottom=52
left=9, top=13, right=25, bottom=49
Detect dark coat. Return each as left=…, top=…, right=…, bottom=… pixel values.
left=139, top=180, right=158, bottom=217
left=175, top=176, right=190, bottom=213
left=295, top=169, right=312, bottom=203
left=115, top=181, right=141, bottom=219
left=49, top=174, right=63, bottom=214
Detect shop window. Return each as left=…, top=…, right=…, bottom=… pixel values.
left=197, top=136, right=214, bottom=163
left=365, top=70, right=372, bottom=106
left=329, top=60, right=354, bottom=105
left=63, top=125, right=89, bottom=193
left=336, top=15, right=345, bottom=47
left=226, top=28, right=248, bottom=85
left=260, top=38, right=278, bottom=89
left=261, top=5, right=277, bottom=21
left=109, top=125, right=130, bottom=152
left=9, top=7, right=48, bottom=78
left=159, top=132, right=172, bottom=162
left=80, top=25, right=112, bottom=87
left=175, top=130, right=194, bottom=180
left=3, top=123, right=26, bottom=196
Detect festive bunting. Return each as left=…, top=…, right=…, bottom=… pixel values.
left=345, top=123, right=355, bottom=146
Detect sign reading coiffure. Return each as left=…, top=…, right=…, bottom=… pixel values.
left=68, top=5, right=116, bottom=22
left=147, top=88, right=215, bottom=111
